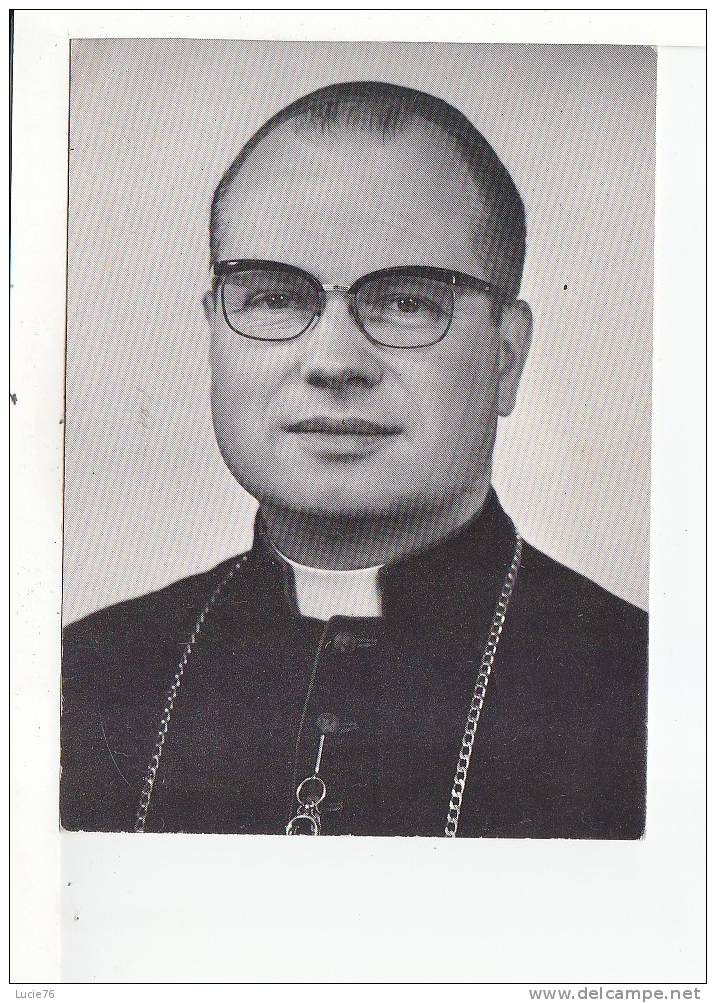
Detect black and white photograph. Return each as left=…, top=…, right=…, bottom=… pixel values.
left=9, top=12, right=705, bottom=988
left=60, top=40, right=652, bottom=839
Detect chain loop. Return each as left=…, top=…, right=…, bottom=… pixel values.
left=444, top=533, right=522, bottom=837
left=135, top=533, right=521, bottom=837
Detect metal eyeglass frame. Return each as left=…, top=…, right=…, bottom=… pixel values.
left=212, top=259, right=505, bottom=349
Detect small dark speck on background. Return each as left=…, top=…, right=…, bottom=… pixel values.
left=10, top=392, right=17, bottom=404
left=563, top=284, right=568, bottom=290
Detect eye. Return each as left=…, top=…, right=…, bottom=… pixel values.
left=380, top=293, right=442, bottom=318
left=247, top=290, right=300, bottom=310
left=393, top=296, right=424, bottom=314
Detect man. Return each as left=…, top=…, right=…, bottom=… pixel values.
left=61, top=81, right=647, bottom=837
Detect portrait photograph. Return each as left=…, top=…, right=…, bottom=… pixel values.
left=60, top=39, right=653, bottom=840
left=10, top=12, right=706, bottom=989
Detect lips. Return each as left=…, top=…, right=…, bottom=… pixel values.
left=284, top=417, right=402, bottom=436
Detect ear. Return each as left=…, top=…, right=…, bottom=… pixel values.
left=202, top=289, right=216, bottom=324
left=495, top=299, right=532, bottom=417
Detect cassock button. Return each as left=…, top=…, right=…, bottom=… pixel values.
left=316, top=712, right=340, bottom=734
left=329, top=631, right=357, bottom=654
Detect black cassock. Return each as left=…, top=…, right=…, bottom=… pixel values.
left=60, top=490, right=647, bottom=838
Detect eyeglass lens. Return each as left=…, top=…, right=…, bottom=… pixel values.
left=221, top=268, right=454, bottom=347
left=222, top=269, right=318, bottom=341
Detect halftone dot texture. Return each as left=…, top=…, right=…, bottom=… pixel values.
left=64, top=40, right=653, bottom=623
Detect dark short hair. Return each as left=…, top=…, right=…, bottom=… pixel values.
left=210, top=81, right=526, bottom=302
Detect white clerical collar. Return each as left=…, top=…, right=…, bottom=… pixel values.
left=274, top=550, right=383, bottom=620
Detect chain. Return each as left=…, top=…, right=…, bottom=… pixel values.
left=286, top=713, right=340, bottom=835
left=444, top=533, right=522, bottom=837
left=134, top=554, right=249, bottom=833
left=135, top=534, right=521, bottom=836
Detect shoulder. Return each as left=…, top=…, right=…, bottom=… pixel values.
left=502, top=541, right=647, bottom=837
left=516, top=539, right=647, bottom=643
left=63, top=554, right=248, bottom=657
left=508, top=538, right=648, bottom=713
left=60, top=552, right=252, bottom=831
left=61, top=552, right=254, bottom=706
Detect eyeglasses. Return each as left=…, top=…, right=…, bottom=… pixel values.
left=213, top=259, right=505, bottom=349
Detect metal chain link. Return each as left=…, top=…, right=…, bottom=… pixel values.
left=134, top=533, right=522, bottom=837
left=444, top=533, right=522, bottom=838
left=134, top=554, right=249, bottom=832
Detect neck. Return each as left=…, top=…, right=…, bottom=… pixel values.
left=259, top=477, right=492, bottom=570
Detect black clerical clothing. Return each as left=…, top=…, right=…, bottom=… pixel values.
left=60, top=491, right=648, bottom=838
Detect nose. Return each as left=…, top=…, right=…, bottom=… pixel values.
left=298, top=292, right=384, bottom=393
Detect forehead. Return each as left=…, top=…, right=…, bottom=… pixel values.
left=213, top=123, right=490, bottom=281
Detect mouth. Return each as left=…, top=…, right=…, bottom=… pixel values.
left=284, top=417, right=403, bottom=437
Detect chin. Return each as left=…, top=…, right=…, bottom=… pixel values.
left=224, top=447, right=429, bottom=520
left=261, top=479, right=411, bottom=521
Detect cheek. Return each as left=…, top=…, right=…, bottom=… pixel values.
left=210, top=349, right=272, bottom=487
left=210, top=335, right=278, bottom=430
left=211, top=357, right=250, bottom=427
left=414, top=340, right=498, bottom=438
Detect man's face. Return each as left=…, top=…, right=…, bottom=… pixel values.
left=205, top=123, right=531, bottom=521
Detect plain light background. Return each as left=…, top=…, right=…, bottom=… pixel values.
left=64, top=40, right=654, bottom=622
